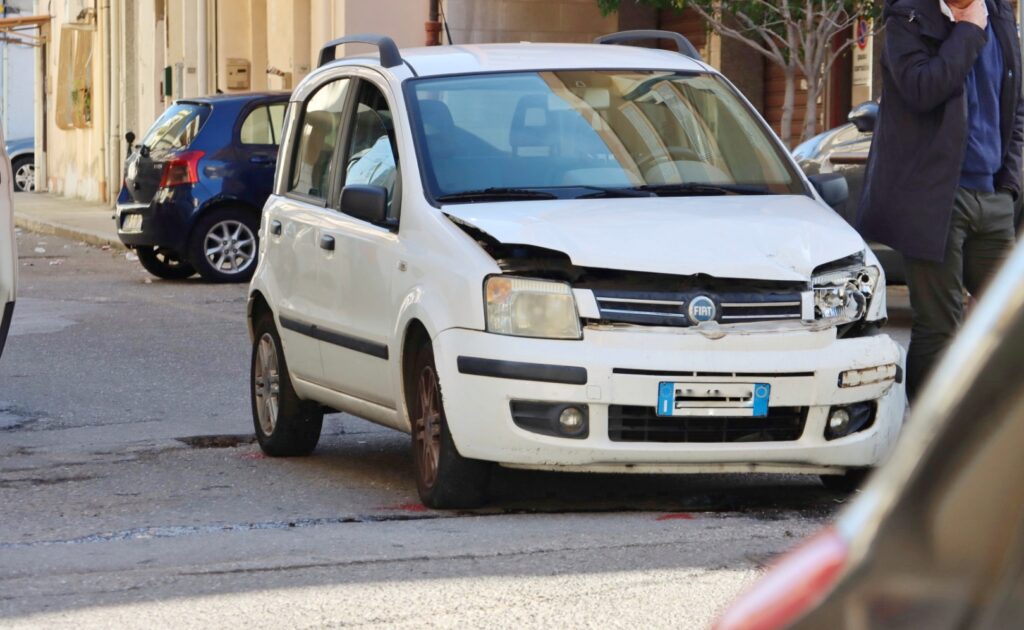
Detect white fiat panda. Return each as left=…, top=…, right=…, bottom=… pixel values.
left=0, top=125, right=15, bottom=361
left=248, top=32, right=906, bottom=508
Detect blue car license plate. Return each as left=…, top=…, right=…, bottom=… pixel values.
left=657, top=382, right=771, bottom=417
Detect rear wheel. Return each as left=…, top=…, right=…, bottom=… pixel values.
left=820, top=468, right=871, bottom=493
left=12, top=156, right=34, bottom=192
left=251, top=311, right=323, bottom=456
left=135, top=246, right=196, bottom=280
left=190, top=208, right=260, bottom=282
left=409, top=343, right=490, bottom=509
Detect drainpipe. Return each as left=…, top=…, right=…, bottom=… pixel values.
left=197, top=0, right=208, bottom=95
left=107, top=0, right=121, bottom=207
left=426, top=0, right=441, bottom=46
left=99, top=0, right=109, bottom=202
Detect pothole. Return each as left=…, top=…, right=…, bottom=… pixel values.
left=176, top=434, right=256, bottom=449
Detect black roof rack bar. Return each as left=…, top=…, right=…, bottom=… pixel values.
left=318, top=34, right=402, bottom=68
left=594, top=30, right=702, bottom=62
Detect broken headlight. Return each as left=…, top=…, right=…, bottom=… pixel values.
left=812, top=262, right=880, bottom=326
left=485, top=276, right=582, bottom=340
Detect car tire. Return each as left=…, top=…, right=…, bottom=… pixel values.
left=409, top=342, right=491, bottom=509
left=189, top=208, right=260, bottom=283
left=820, top=468, right=871, bottom=493
left=11, top=155, right=34, bottom=192
left=251, top=311, right=323, bottom=457
left=135, top=246, right=196, bottom=280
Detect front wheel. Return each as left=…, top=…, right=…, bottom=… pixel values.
left=190, top=208, right=260, bottom=282
left=251, top=311, right=323, bottom=456
left=409, top=343, right=491, bottom=509
left=136, top=246, right=196, bottom=280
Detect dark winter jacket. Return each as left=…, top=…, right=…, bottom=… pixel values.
left=857, top=0, right=1024, bottom=262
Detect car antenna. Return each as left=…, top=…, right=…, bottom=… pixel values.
left=439, top=1, right=454, bottom=44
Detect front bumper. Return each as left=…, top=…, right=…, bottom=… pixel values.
left=433, top=325, right=905, bottom=473
left=115, top=187, right=196, bottom=253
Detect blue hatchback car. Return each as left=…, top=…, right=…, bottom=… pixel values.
left=116, top=92, right=289, bottom=281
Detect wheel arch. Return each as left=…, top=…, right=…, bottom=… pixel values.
left=189, top=196, right=263, bottom=243
left=247, top=289, right=271, bottom=341
left=400, top=319, right=432, bottom=426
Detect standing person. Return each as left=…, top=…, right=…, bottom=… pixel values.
left=858, top=0, right=1023, bottom=401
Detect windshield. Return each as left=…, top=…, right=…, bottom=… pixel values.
left=141, top=103, right=211, bottom=153
left=409, top=71, right=804, bottom=201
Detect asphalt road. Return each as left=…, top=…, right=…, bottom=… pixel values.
left=0, top=230, right=912, bottom=629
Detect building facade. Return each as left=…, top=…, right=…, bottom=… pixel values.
left=32, top=0, right=886, bottom=204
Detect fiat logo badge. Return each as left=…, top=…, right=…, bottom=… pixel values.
left=687, top=295, right=717, bottom=324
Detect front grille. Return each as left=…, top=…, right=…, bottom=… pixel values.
left=608, top=405, right=807, bottom=443
left=592, top=290, right=803, bottom=326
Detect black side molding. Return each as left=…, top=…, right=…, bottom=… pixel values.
left=457, top=356, right=587, bottom=385
left=279, top=315, right=389, bottom=360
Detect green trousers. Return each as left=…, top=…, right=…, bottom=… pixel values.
left=904, top=188, right=1016, bottom=401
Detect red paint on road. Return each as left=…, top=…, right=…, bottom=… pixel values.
left=656, top=513, right=695, bottom=521
left=380, top=503, right=429, bottom=512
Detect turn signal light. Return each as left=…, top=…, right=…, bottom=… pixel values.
left=159, top=150, right=205, bottom=188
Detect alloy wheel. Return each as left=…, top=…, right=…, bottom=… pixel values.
left=414, top=365, right=442, bottom=489
left=14, top=162, right=35, bottom=192
left=253, top=332, right=281, bottom=436
left=204, top=219, right=256, bottom=275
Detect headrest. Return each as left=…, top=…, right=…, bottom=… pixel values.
left=418, top=99, right=455, bottom=135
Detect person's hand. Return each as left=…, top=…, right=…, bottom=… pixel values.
left=952, top=0, right=988, bottom=29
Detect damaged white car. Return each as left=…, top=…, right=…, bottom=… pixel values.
left=247, top=32, right=906, bottom=508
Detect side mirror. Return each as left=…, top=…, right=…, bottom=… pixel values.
left=808, top=173, right=849, bottom=213
left=847, top=101, right=878, bottom=133
left=125, top=131, right=136, bottom=146
left=340, top=184, right=388, bottom=225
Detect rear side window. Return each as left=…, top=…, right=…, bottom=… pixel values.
left=240, top=103, right=288, bottom=145
left=289, top=79, right=351, bottom=200
left=141, top=103, right=210, bottom=152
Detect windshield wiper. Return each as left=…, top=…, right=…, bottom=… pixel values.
left=436, top=187, right=559, bottom=203
left=634, top=183, right=772, bottom=196
left=571, top=185, right=658, bottom=199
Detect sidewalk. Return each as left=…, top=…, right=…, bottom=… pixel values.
left=13, top=192, right=125, bottom=250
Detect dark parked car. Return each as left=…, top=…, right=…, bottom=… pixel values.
left=715, top=238, right=1024, bottom=629
left=794, top=102, right=906, bottom=284
left=116, top=92, right=288, bottom=281
left=5, top=136, right=35, bottom=192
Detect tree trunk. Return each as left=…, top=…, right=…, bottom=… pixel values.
left=802, top=80, right=820, bottom=143
left=779, top=66, right=797, bottom=148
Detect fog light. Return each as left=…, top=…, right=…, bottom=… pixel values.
left=510, top=401, right=589, bottom=439
left=559, top=407, right=585, bottom=432
left=824, top=402, right=875, bottom=441
left=828, top=408, right=850, bottom=434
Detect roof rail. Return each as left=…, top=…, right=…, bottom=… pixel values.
left=594, top=30, right=702, bottom=62
left=318, top=34, right=402, bottom=69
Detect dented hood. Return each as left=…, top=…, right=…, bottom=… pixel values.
left=444, top=195, right=866, bottom=282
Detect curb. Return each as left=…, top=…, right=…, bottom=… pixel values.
left=14, top=213, right=126, bottom=251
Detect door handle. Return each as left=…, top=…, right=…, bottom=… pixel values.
left=269, top=220, right=282, bottom=236
left=250, top=155, right=275, bottom=165
left=319, top=234, right=335, bottom=251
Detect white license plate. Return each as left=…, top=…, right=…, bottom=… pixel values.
left=122, top=214, right=143, bottom=233
left=657, top=382, right=771, bottom=417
